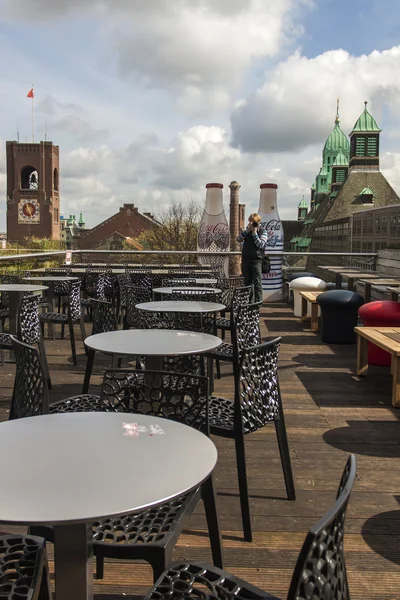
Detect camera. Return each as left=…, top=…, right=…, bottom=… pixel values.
left=252, top=221, right=258, bottom=228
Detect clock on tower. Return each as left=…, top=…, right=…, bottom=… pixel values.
left=6, top=140, right=61, bottom=242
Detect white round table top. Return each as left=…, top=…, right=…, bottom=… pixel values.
left=168, top=279, right=218, bottom=285
left=136, top=300, right=225, bottom=313
left=84, top=328, right=222, bottom=356
left=153, top=287, right=221, bottom=295
left=23, top=276, right=79, bottom=282
left=0, top=284, right=48, bottom=292
left=0, top=413, right=217, bottom=525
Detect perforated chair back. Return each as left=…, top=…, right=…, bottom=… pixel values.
left=101, top=369, right=209, bottom=432
left=237, top=339, right=281, bottom=433
left=232, top=302, right=261, bottom=360
left=171, top=289, right=216, bottom=303
left=91, top=298, right=118, bottom=335
left=68, top=280, right=82, bottom=322
left=10, top=336, right=49, bottom=419
left=124, top=286, right=152, bottom=329
left=287, top=455, right=356, bottom=600
left=17, top=294, right=41, bottom=345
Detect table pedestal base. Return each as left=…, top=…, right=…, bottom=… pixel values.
left=54, top=523, right=93, bottom=600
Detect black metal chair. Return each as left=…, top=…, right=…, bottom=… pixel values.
left=142, top=455, right=356, bottom=600
left=19, top=294, right=52, bottom=389
left=215, top=284, right=252, bottom=340
left=39, top=280, right=86, bottom=366
left=171, top=288, right=217, bottom=302
left=117, top=273, right=131, bottom=321
left=163, top=278, right=196, bottom=287
left=209, top=338, right=295, bottom=542
left=81, top=272, right=106, bottom=318
left=0, top=534, right=52, bottom=599
left=129, top=272, right=153, bottom=292
left=45, top=268, right=72, bottom=312
left=218, top=276, right=245, bottom=307
left=90, top=298, right=118, bottom=335
left=10, top=336, right=106, bottom=417
left=123, top=285, right=152, bottom=329
left=0, top=295, right=51, bottom=386
left=206, top=301, right=261, bottom=386
left=31, top=369, right=224, bottom=583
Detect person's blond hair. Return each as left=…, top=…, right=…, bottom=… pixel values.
left=248, top=213, right=261, bottom=223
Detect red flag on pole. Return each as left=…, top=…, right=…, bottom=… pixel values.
left=27, top=88, right=34, bottom=98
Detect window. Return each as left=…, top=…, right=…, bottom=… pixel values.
left=21, top=165, right=39, bottom=190
left=362, top=219, right=368, bottom=234
left=336, top=168, right=346, bottom=183
left=382, top=215, right=387, bottom=234
left=353, top=220, right=361, bottom=235
left=53, top=168, right=59, bottom=191
left=376, top=217, right=381, bottom=234
left=367, top=217, right=373, bottom=234
left=367, top=137, right=377, bottom=156
left=54, top=208, right=59, bottom=223
left=390, top=215, right=396, bottom=235
left=355, top=137, right=366, bottom=156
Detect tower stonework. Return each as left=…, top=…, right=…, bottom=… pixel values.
left=229, top=181, right=241, bottom=276
left=6, top=140, right=60, bottom=242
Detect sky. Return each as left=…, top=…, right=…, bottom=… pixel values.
left=1, top=0, right=400, bottom=230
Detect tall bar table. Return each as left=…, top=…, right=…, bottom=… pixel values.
left=0, top=412, right=218, bottom=600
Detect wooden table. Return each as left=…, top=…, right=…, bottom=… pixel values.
left=387, top=286, right=400, bottom=301
left=336, top=271, right=380, bottom=291
left=355, top=326, right=400, bottom=407
left=300, top=291, right=323, bottom=332
left=358, top=278, right=400, bottom=303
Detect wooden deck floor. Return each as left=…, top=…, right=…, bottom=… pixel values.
left=0, top=302, right=399, bottom=599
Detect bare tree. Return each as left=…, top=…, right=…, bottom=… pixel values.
left=134, top=199, right=201, bottom=262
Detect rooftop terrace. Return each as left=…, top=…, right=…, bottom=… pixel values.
left=0, top=301, right=398, bottom=599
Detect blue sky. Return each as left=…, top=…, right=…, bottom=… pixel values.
left=1, top=0, right=400, bottom=231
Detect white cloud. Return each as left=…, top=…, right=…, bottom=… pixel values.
left=4, top=0, right=311, bottom=116
left=231, top=46, right=400, bottom=152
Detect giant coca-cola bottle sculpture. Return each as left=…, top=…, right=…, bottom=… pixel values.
left=197, top=183, right=230, bottom=276
left=258, top=183, right=284, bottom=301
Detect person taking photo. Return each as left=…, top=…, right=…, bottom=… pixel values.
left=237, top=213, right=268, bottom=304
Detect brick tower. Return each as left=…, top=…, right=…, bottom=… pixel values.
left=6, top=140, right=60, bottom=242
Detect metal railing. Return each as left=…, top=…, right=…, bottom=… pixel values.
left=0, top=250, right=378, bottom=263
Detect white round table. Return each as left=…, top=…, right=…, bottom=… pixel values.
left=82, top=329, right=222, bottom=393
left=136, top=300, right=225, bottom=313
left=168, top=278, right=218, bottom=285
left=0, top=412, right=217, bottom=600
left=153, top=286, right=221, bottom=296
left=0, top=284, right=48, bottom=333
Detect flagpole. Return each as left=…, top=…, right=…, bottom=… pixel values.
left=31, top=84, right=35, bottom=143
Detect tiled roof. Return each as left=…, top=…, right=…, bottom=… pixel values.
left=324, top=171, right=399, bottom=221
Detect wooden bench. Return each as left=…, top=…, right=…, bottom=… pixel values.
left=355, top=326, right=400, bottom=407
left=300, top=291, right=323, bottom=332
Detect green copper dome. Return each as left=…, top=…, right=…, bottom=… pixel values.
left=323, top=122, right=350, bottom=153
left=333, top=151, right=349, bottom=166
left=298, top=196, right=308, bottom=208
left=352, top=102, right=381, bottom=133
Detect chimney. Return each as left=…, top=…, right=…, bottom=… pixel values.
left=229, top=181, right=241, bottom=276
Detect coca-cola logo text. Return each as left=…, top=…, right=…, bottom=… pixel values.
left=198, top=221, right=229, bottom=250
left=261, top=219, right=281, bottom=231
